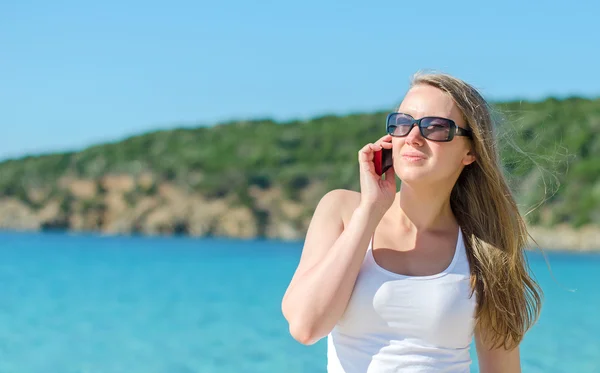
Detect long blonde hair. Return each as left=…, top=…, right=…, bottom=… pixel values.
left=410, top=71, right=543, bottom=349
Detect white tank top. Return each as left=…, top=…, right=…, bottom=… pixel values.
left=327, top=228, right=477, bottom=373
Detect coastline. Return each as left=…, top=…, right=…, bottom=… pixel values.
left=0, top=179, right=598, bottom=252
left=527, top=225, right=600, bottom=252
left=1, top=223, right=598, bottom=253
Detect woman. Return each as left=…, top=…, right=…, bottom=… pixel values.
left=281, top=71, right=543, bottom=373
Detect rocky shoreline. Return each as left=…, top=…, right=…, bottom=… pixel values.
left=0, top=174, right=598, bottom=252
left=526, top=225, right=600, bottom=252
left=0, top=174, right=317, bottom=241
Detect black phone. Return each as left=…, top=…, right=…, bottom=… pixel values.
left=374, top=148, right=393, bottom=176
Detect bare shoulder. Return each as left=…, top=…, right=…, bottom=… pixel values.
left=312, top=188, right=361, bottom=224
left=291, top=189, right=360, bottom=267
left=331, top=189, right=361, bottom=228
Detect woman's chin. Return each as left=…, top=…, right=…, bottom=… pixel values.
left=396, top=167, right=433, bottom=184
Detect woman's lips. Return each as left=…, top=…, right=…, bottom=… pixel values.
left=401, top=152, right=427, bottom=162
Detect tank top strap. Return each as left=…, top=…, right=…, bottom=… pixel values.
left=364, top=235, right=374, bottom=259
left=453, top=228, right=470, bottom=273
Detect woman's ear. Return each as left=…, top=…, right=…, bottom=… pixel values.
left=462, top=149, right=476, bottom=166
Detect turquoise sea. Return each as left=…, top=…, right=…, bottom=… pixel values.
left=0, top=231, right=598, bottom=373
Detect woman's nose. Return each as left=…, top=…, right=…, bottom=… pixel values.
left=405, top=124, right=425, bottom=145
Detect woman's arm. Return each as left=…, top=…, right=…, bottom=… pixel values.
left=281, top=189, right=383, bottom=345
left=475, top=328, right=522, bottom=373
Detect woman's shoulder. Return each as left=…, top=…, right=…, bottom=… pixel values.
left=317, top=189, right=361, bottom=228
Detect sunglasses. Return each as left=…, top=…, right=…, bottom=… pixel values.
left=386, top=112, right=472, bottom=142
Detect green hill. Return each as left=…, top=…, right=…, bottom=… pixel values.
left=0, top=96, right=598, bottom=241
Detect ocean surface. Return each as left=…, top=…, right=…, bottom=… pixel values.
left=0, top=231, right=598, bottom=373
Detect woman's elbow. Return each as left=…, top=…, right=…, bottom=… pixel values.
left=282, top=305, right=322, bottom=345
left=288, top=320, right=321, bottom=345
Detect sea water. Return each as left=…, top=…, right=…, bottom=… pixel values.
left=0, top=231, right=598, bottom=373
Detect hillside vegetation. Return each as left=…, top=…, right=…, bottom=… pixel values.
left=0, top=96, right=598, bottom=238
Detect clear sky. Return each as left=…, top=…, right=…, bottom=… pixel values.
left=1, top=0, right=599, bottom=160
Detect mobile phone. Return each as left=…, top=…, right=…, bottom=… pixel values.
left=374, top=148, right=393, bottom=176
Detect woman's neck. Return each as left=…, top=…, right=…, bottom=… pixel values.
left=393, top=181, right=457, bottom=233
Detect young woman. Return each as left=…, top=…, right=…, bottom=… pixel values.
left=281, top=72, right=543, bottom=373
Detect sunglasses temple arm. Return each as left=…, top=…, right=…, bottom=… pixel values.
left=456, top=127, right=472, bottom=137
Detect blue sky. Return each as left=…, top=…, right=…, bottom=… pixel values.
left=1, top=0, right=599, bottom=160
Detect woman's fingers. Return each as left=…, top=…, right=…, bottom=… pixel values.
left=375, top=134, right=393, bottom=148
left=358, top=136, right=393, bottom=173
left=369, top=143, right=382, bottom=151
left=358, top=143, right=381, bottom=159
left=358, top=143, right=383, bottom=174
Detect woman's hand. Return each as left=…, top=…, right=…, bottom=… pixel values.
left=357, top=134, right=396, bottom=216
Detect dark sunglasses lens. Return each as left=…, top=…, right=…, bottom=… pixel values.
left=421, top=118, right=452, bottom=141
left=388, top=114, right=413, bottom=136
